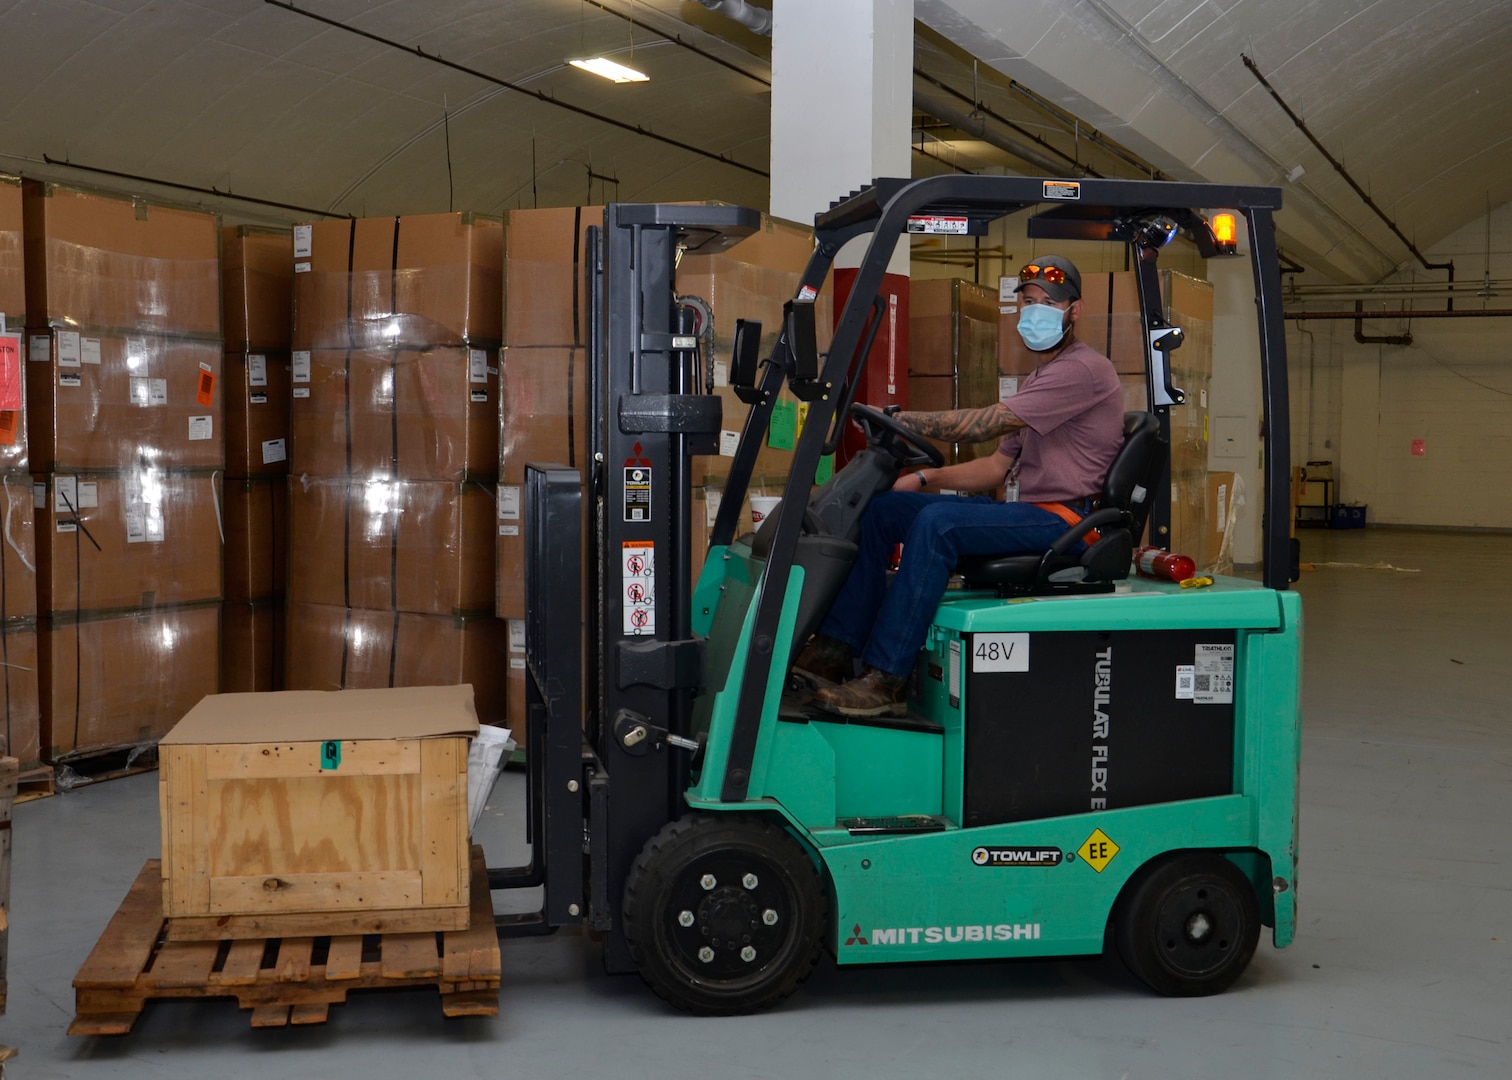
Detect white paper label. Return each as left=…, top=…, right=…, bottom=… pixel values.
left=1193, top=644, right=1235, bottom=704
left=293, top=387, right=311, bottom=399
left=705, top=489, right=722, bottom=527
left=248, top=354, right=268, bottom=386
left=1175, top=665, right=1195, bottom=700
left=0, top=313, right=5, bottom=333
left=292, top=350, right=311, bottom=382
left=293, top=224, right=313, bottom=258
left=32, top=482, right=45, bottom=509
left=77, top=482, right=98, bottom=508
left=712, top=360, right=729, bottom=387
left=497, top=485, right=521, bottom=521
left=59, top=372, right=81, bottom=388
left=719, top=430, right=740, bottom=457
left=294, top=261, right=311, bottom=274
left=509, top=657, right=527, bottom=670
left=999, top=376, right=1019, bottom=401
left=125, top=337, right=149, bottom=370
left=999, top=276, right=1020, bottom=304
left=1215, top=484, right=1228, bottom=532
left=125, top=473, right=165, bottom=544
left=469, top=348, right=488, bottom=384
left=498, top=524, right=520, bottom=537
left=130, top=377, right=151, bottom=406
left=188, top=416, right=214, bottom=440
left=250, top=392, right=268, bottom=405
left=262, top=438, right=287, bottom=464
left=470, top=390, right=488, bottom=403
left=971, top=632, right=1030, bottom=673
left=30, top=334, right=50, bottom=362
left=81, top=337, right=101, bottom=365
left=1200, top=388, right=1208, bottom=409
left=150, top=378, right=168, bottom=406
left=509, top=619, right=526, bottom=653
left=57, top=331, right=82, bottom=367
left=53, top=476, right=78, bottom=513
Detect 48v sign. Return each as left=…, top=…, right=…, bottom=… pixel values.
left=972, top=632, right=1029, bottom=672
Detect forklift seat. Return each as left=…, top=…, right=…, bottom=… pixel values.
left=955, top=412, right=1167, bottom=596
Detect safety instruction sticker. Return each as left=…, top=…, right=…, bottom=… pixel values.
left=907, top=215, right=969, bottom=234
left=622, top=541, right=655, bottom=636
left=1193, top=644, right=1235, bottom=704
left=1043, top=180, right=1081, bottom=200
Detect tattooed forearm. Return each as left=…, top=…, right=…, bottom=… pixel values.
left=897, top=403, right=1026, bottom=443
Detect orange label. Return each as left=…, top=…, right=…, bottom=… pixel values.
left=0, top=411, right=17, bottom=446
left=196, top=368, right=216, bottom=407
left=0, top=335, right=19, bottom=411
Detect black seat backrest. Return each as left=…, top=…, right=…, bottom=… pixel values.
left=1103, top=411, right=1166, bottom=546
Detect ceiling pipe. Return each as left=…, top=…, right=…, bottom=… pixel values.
left=1285, top=308, right=1512, bottom=319
left=913, top=70, right=1104, bottom=178
left=1242, top=54, right=1455, bottom=310
left=694, top=0, right=772, bottom=37
left=912, top=90, right=1071, bottom=175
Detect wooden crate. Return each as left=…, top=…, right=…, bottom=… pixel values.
left=70, top=846, right=500, bottom=1034
left=159, top=686, right=476, bottom=941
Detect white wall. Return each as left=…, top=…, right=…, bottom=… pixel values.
left=1286, top=203, right=1512, bottom=529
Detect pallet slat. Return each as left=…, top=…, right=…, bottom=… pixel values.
left=70, top=846, right=499, bottom=1033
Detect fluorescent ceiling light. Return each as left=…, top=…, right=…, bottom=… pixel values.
left=569, top=57, right=649, bottom=83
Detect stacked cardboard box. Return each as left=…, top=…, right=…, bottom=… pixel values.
left=284, top=213, right=509, bottom=722
left=22, top=182, right=221, bottom=762
left=496, top=209, right=824, bottom=650
left=221, top=227, right=293, bottom=691
left=0, top=176, right=41, bottom=772
left=999, top=269, right=1218, bottom=566
left=908, top=278, right=1000, bottom=466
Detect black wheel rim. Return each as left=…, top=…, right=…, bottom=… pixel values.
left=662, top=849, right=796, bottom=985
left=1152, top=877, right=1245, bottom=979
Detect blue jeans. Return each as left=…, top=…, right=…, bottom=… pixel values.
left=818, top=492, right=1075, bottom=677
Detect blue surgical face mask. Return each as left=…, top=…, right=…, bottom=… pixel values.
left=1017, top=302, right=1068, bottom=351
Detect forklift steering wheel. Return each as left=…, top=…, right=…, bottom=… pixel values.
left=849, top=403, right=946, bottom=468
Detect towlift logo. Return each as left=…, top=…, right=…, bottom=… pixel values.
left=971, top=846, right=1062, bottom=867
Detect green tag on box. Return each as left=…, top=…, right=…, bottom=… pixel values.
left=815, top=454, right=833, bottom=485
left=321, top=740, right=341, bottom=770
left=768, top=400, right=797, bottom=451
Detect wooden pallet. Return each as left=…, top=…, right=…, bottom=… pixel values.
left=69, top=846, right=500, bottom=1034
left=14, top=764, right=55, bottom=805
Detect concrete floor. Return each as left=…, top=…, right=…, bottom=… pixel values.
left=2, top=527, right=1508, bottom=1078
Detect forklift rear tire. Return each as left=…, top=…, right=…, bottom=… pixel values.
left=1113, top=852, right=1260, bottom=997
left=623, top=814, right=826, bottom=1016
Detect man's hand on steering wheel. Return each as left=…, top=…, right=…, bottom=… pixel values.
left=849, top=402, right=945, bottom=468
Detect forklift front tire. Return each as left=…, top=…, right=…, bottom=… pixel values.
left=622, top=814, right=827, bottom=1016
left=1113, top=851, right=1261, bottom=997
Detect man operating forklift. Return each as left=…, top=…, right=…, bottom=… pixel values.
left=796, top=254, right=1126, bottom=717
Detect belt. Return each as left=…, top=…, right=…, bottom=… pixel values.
left=1034, top=496, right=1103, bottom=545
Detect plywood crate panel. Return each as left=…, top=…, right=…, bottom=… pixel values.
left=158, top=685, right=477, bottom=940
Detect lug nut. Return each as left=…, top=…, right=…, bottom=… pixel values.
left=762, top=909, right=778, bottom=925
left=742, top=873, right=759, bottom=889
left=740, top=946, right=757, bottom=962
left=700, top=873, right=717, bottom=890
left=698, top=946, right=715, bottom=963
left=678, top=910, right=695, bottom=927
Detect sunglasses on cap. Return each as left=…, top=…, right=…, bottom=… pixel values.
left=1019, top=263, right=1069, bottom=285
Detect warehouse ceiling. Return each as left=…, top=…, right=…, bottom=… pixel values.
left=2, top=0, right=1509, bottom=286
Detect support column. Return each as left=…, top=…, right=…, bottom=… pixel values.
left=771, top=0, right=915, bottom=453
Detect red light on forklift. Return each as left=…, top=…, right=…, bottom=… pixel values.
left=1212, top=213, right=1238, bottom=253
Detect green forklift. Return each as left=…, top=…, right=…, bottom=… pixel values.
left=500, top=175, right=1301, bottom=1015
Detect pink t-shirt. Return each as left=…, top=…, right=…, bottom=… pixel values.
left=997, top=338, right=1125, bottom=502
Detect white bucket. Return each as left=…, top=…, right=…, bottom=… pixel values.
left=750, top=495, right=782, bottom=526
left=467, top=723, right=518, bottom=834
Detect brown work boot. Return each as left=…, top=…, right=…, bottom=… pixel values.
left=792, top=634, right=853, bottom=688
left=813, top=666, right=909, bottom=718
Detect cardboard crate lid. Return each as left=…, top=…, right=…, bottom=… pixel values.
left=162, top=684, right=480, bottom=745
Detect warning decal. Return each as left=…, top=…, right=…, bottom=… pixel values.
left=1194, top=644, right=1235, bottom=704
left=622, top=541, right=655, bottom=636
left=623, top=441, right=652, bottom=522
left=1077, top=828, right=1120, bottom=873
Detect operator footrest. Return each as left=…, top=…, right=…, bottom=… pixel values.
left=839, top=815, right=950, bottom=836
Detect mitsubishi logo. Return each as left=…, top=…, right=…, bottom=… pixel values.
left=843, top=923, right=868, bottom=946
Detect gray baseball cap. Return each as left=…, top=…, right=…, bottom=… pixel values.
left=1014, top=255, right=1082, bottom=302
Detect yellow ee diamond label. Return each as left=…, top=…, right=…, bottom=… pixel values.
left=1077, top=828, right=1120, bottom=873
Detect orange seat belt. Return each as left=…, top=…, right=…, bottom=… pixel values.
left=1033, top=501, right=1101, bottom=546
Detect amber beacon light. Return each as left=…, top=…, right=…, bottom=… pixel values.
left=1211, top=212, right=1238, bottom=254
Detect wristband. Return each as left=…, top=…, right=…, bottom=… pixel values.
left=918, top=471, right=929, bottom=490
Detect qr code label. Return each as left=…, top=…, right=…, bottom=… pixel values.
left=1193, top=645, right=1234, bottom=704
